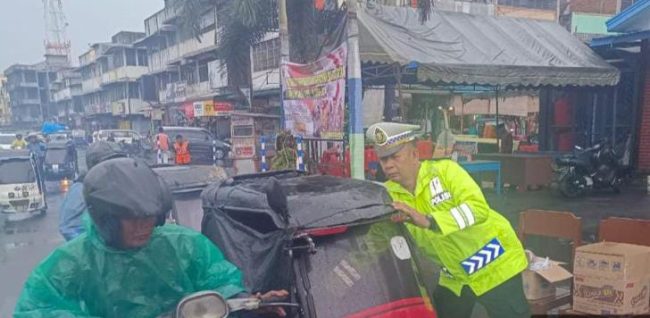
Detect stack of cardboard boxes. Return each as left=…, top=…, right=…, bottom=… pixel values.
left=572, top=242, right=650, bottom=315
left=522, top=243, right=650, bottom=315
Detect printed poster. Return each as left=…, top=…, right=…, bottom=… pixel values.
left=282, top=43, right=347, bottom=140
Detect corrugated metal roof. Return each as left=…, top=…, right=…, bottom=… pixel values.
left=358, top=5, right=620, bottom=87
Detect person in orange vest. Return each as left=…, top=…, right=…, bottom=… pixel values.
left=173, top=134, right=191, bottom=165
left=154, top=127, right=170, bottom=164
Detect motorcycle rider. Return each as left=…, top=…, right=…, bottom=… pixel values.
left=16, top=158, right=287, bottom=317
left=11, top=133, right=27, bottom=149
left=58, top=141, right=127, bottom=241
left=26, top=133, right=47, bottom=176
left=367, top=122, right=530, bottom=318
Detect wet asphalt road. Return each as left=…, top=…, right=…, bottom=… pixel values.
left=0, top=187, right=66, bottom=317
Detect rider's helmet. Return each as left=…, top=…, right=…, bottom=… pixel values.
left=86, top=141, right=127, bottom=170
left=83, top=158, right=172, bottom=248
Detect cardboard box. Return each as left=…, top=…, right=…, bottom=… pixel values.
left=522, top=250, right=573, bottom=300
left=573, top=242, right=650, bottom=315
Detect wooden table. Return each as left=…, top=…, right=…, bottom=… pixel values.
left=475, top=152, right=555, bottom=191
left=458, top=160, right=502, bottom=195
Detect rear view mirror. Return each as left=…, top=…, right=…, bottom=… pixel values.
left=176, top=291, right=229, bottom=318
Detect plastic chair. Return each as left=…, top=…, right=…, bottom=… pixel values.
left=518, top=209, right=582, bottom=315
left=598, top=217, right=650, bottom=246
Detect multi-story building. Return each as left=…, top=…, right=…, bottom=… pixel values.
left=4, top=55, right=69, bottom=127
left=137, top=1, right=281, bottom=138
left=138, top=2, right=223, bottom=119
left=77, top=31, right=150, bottom=132
left=51, top=69, right=83, bottom=128
left=0, top=76, right=10, bottom=126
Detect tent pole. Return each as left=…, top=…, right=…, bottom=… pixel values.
left=347, top=0, right=364, bottom=180
left=495, top=86, right=500, bottom=151
left=396, top=64, right=404, bottom=119
left=612, top=86, right=618, bottom=142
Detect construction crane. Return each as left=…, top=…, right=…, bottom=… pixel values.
left=43, top=0, right=71, bottom=61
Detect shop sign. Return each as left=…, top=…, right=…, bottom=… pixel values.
left=232, top=137, right=256, bottom=159
left=231, top=115, right=254, bottom=126
left=163, top=82, right=187, bottom=103
left=212, top=101, right=233, bottom=116
left=193, top=101, right=205, bottom=117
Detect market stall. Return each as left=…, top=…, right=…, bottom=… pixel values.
left=356, top=4, right=619, bottom=191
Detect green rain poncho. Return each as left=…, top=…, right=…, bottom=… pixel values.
left=14, top=223, right=245, bottom=318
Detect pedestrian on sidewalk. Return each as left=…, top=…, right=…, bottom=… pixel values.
left=173, top=134, right=191, bottom=165
left=154, top=127, right=170, bottom=164
left=367, top=122, right=530, bottom=318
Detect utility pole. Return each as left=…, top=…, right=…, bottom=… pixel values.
left=347, top=0, right=364, bottom=180
left=279, top=0, right=289, bottom=129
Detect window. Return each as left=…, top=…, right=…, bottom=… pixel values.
left=182, top=64, right=197, bottom=84
left=138, top=50, right=149, bottom=66
left=199, top=62, right=209, bottom=82
left=98, top=58, right=110, bottom=76
left=126, top=49, right=137, bottom=66
left=24, top=71, right=37, bottom=83
left=0, top=160, right=36, bottom=184
left=27, top=88, right=38, bottom=99
left=129, top=83, right=140, bottom=98
left=252, top=38, right=280, bottom=72
left=112, top=52, right=124, bottom=69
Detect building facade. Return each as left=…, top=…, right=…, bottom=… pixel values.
left=76, top=31, right=150, bottom=132
left=4, top=56, right=69, bottom=128
left=0, top=76, right=10, bottom=126
left=137, top=1, right=281, bottom=137
left=51, top=70, right=83, bottom=128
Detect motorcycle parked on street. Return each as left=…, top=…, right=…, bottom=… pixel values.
left=553, top=137, right=632, bottom=198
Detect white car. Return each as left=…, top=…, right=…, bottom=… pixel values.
left=95, top=129, right=142, bottom=144
left=0, top=133, right=16, bottom=150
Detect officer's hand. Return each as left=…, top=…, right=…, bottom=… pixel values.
left=391, top=202, right=431, bottom=229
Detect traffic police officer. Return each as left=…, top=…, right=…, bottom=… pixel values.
left=367, top=122, right=530, bottom=318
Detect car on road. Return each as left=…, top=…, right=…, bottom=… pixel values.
left=47, top=130, right=72, bottom=143
left=94, top=129, right=152, bottom=158
left=0, top=133, right=17, bottom=150
left=163, top=126, right=231, bottom=164
left=0, top=149, right=47, bottom=225
left=43, top=142, right=78, bottom=181
left=94, top=129, right=142, bottom=144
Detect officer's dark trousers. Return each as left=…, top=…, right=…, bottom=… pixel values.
left=433, top=273, right=531, bottom=318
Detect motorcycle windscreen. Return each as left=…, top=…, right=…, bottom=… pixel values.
left=44, top=148, right=68, bottom=165
left=293, top=221, right=436, bottom=318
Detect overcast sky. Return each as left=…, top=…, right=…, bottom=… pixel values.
left=0, top=0, right=163, bottom=72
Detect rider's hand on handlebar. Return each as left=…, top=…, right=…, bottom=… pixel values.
left=255, top=290, right=289, bottom=317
